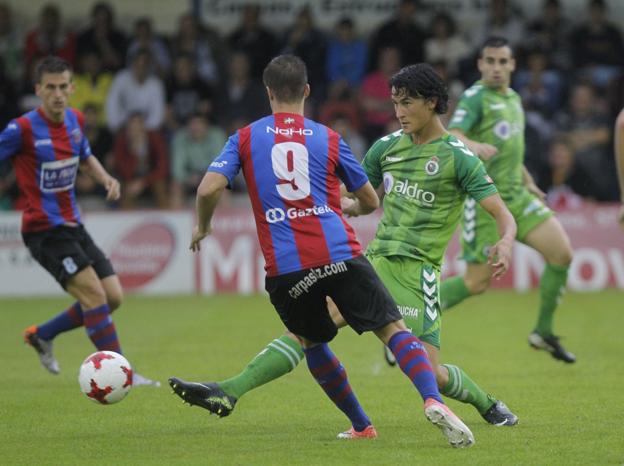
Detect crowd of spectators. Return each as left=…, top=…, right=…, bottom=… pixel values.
left=0, top=0, right=622, bottom=210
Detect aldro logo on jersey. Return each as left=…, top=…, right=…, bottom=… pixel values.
left=383, top=172, right=436, bottom=207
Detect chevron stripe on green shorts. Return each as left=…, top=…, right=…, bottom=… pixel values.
left=366, top=254, right=442, bottom=348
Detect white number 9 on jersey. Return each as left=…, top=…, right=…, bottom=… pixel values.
left=271, top=142, right=311, bottom=200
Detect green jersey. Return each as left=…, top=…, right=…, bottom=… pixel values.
left=362, top=130, right=497, bottom=267
left=448, top=80, right=525, bottom=202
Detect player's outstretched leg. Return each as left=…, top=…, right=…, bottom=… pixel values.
left=303, top=343, right=376, bottom=440
left=22, top=302, right=84, bottom=374
left=440, top=364, right=518, bottom=426
left=385, top=330, right=474, bottom=447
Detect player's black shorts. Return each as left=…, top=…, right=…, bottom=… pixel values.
left=265, top=255, right=402, bottom=343
left=22, top=224, right=115, bottom=289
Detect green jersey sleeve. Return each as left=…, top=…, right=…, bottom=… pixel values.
left=448, top=84, right=484, bottom=133
left=361, top=131, right=402, bottom=188
left=450, top=137, right=498, bottom=201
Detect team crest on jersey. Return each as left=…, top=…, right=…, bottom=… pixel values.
left=425, top=156, right=439, bottom=175
left=71, top=128, right=82, bottom=144
left=284, top=117, right=295, bottom=124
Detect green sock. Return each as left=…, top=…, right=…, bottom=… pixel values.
left=218, top=335, right=304, bottom=399
left=440, top=364, right=494, bottom=414
left=440, top=276, right=472, bottom=311
left=535, top=263, right=569, bottom=336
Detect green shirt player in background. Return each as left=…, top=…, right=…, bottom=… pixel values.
left=440, top=36, right=576, bottom=363
left=171, top=63, right=520, bottom=428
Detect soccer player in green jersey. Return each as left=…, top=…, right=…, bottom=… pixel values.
left=440, top=36, right=576, bottom=363
left=170, top=63, right=521, bottom=428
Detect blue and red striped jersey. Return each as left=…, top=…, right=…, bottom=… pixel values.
left=0, top=107, right=92, bottom=233
left=209, top=112, right=368, bottom=277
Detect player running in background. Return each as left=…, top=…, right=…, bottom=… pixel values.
left=170, top=55, right=475, bottom=447
left=440, top=36, right=576, bottom=363
left=615, top=108, right=624, bottom=229
left=170, top=60, right=519, bottom=430
left=0, top=56, right=158, bottom=386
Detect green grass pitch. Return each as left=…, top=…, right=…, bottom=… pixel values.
left=1, top=290, right=623, bottom=465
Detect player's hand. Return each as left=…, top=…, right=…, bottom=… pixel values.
left=473, top=142, right=498, bottom=160
left=619, top=204, right=624, bottom=230
left=190, top=225, right=212, bottom=252
left=341, top=197, right=359, bottom=217
left=527, top=182, right=546, bottom=201
left=104, top=177, right=120, bottom=201
left=487, top=238, right=513, bottom=279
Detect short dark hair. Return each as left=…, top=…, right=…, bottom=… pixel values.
left=480, top=36, right=513, bottom=57
left=262, top=55, right=307, bottom=103
left=389, top=63, right=448, bottom=114
left=36, top=56, right=72, bottom=83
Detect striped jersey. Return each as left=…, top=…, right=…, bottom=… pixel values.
left=448, top=81, right=525, bottom=202
left=208, top=112, right=368, bottom=277
left=0, top=108, right=92, bottom=233
left=362, top=130, right=497, bottom=267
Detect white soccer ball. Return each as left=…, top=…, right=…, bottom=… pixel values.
left=78, top=351, right=133, bottom=404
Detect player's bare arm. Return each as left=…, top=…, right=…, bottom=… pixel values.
left=341, top=181, right=379, bottom=217
left=615, top=108, right=624, bottom=229
left=522, top=165, right=545, bottom=200
left=190, top=171, right=228, bottom=252
left=449, top=128, right=498, bottom=160
left=479, top=194, right=516, bottom=279
left=80, top=155, right=120, bottom=201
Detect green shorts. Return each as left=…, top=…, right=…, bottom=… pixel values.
left=366, top=254, right=441, bottom=349
left=461, top=188, right=553, bottom=263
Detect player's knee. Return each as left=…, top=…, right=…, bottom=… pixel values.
left=434, top=365, right=448, bottom=388
left=77, top=282, right=107, bottom=309
left=107, top=289, right=123, bottom=312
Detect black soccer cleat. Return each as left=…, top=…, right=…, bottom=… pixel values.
left=528, top=332, right=576, bottom=363
left=383, top=345, right=397, bottom=367
left=168, top=377, right=237, bottom=417
left=481, top=399, right=519, bottom=426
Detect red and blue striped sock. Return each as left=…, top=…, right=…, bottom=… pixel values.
left=304, top=343, right=371, bottom=431
left=83, top=304, right=122, bottom=353
left=37, top=302, right=83, bottom=341
left=388, top=331, right=442, bottom=403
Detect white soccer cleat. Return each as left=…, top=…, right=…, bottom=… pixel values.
left=424, top=398, right=475, bottom=448
left=133, top=372, right=161, bottom=387
left=24, top=325, right=60, bottom=375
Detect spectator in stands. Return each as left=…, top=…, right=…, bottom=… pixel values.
left=24, top=4, right=76, bottom=80
left=126, top=17, right=171, bottom=78
left=70, top=51, right=113, bottom=126
left=170, top=112, right=226, bottom=209
left=76, top=2, right=127, bottom=72
left=514, top=47, right=564, bottom=117
left=0, top=160, right=16, bottom=210
left=0, top=3, right=22, bottom=84
left=328, top=113, right=367, bottom=161
left=425, top=12, right=470, bottom=78
left=280, top=5, right=327, bottom=107
left=542, top=136, right=591, bottom=209
left=228, top=3, right=277, bottom=79
left=113, top=112, right=169, bottom=209
left=555, top=82, right=617, bottom=200
left=525, top=0, right=572, bottom=72
left=75, top=103, right=114, bottom=196
left=170, top=13, right=224, bottom=87
left=568, top=0, right=624, bottom=87
left=166, top=53, right=214, bottom=132
left=359, top=46, right=401, bottom=143
left=368, top=0, right=425, bottom=68
left=318, top=83, right=361, bottom=134
left=0, top=58, right=18, bottom=128
left=216, top=50, right=269, bottom=133
left=325, top=17, right=367, bottom=95
left=474, top=0, right=524, bottom=49
left=106, top=48, right=165, bottom=132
